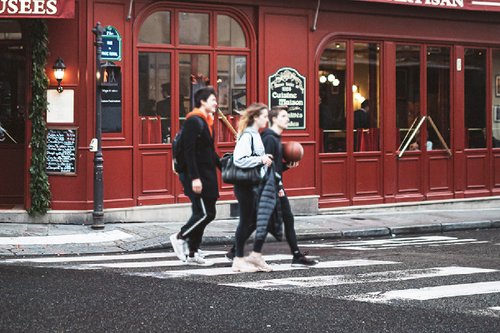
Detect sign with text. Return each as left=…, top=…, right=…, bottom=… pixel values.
left=0, top=0, right=75, bottom=18
left=354, top=0, right=500, bottom=12
left=101, top=26, right=122, bottom=61
left=101, top=65, right=122, bottom=133
left=46, top=127, right=77, bottom=175
left=268, top=67, right=306, bottom=130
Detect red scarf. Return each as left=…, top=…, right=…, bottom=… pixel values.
left=186, top=108, right=214, bottom=136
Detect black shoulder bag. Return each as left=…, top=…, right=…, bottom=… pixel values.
left=221, top=134, right=262, bottom=185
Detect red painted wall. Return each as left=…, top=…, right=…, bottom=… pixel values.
left=38, top=0, right=500, bottom=211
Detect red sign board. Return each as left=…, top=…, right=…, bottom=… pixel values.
left=355, top=0, right=500, bottom=12
left=0, top=0, right=74, bottom=19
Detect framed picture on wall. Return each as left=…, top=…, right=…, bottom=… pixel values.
left=233, top=57, right=246, bottom=87
left=496, top=75, right=500, bottom=97
left=494, top=105, right=500, bottom=122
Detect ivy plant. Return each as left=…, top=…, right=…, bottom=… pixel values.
left=28, top=19, right=51, bottom=215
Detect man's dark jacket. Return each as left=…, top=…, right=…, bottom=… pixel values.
left=181, top=114, right=220, bottom=199
left=261, top=128, right=288, bottom=185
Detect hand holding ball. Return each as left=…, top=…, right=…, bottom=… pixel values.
left=282, top=141, right=304, bottom=162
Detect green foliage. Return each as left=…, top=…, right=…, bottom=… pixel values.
left=28, top=19, right=51, bottom=215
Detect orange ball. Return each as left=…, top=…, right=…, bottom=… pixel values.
left=282, top=141, right=304, bottom=162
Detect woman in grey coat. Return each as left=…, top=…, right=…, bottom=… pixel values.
left=231, top=103, right=273, bottom=272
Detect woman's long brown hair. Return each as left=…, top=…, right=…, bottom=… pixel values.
left=237, top=102, right=268, bottom=134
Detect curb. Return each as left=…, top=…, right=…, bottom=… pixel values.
left=441, top=221, right=492, bottom=232
left=389, top=224, right=442, bottom=235
left=132, top=220, right=500, bottom=251
left=1, top=220, right=498, bottom=257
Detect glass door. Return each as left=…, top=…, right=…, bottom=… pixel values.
left=0, top=42, right=27, bottom=206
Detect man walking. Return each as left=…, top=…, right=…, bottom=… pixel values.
left=170, top=86, right=220, bottom=266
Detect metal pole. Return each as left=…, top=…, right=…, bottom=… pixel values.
left=92, top=22, right=105, bottom=229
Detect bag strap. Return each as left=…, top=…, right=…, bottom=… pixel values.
left=250, top=134, right=255, bottom=156
left=236, top=131, right=256, bottom=157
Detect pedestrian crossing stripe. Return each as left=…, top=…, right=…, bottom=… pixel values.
left=79, top=254, right=293, bottom=269
left=343, top=281, right=500, bottom=303
left=127, top=259, right=398, bottom=278
left=300, top=236, right=488, bottom=250
left=0, top=251, right=227, bottom=264
left=0, top=230, right=133, bottom=245
left=221, top=266, right=497, bottom=290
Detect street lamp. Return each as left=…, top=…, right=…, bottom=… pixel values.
left=53, top=57, right=66, bottom=93
left=91, top=22, right=105, bottom=230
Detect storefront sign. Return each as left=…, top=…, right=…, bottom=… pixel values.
left=355, top=0, right=500, bottom=12
left=0, top=0, right=74, bottom=18
left=101, top=66, right=122, bottom=133
left=102, top=26, right=122, bottom=61
left=268, top=67, right=306, bottom=130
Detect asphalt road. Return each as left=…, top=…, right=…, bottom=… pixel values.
left=0, top=229, right=499, bottom=332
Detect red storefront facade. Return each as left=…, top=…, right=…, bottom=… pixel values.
left=1, top=0, right=500, bottom=216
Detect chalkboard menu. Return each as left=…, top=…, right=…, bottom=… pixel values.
left=46, top=128, right=77, bottom=175
left=268, top=67, right=306, bottom=129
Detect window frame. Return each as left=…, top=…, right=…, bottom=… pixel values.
left=135, top=5, right=253, bottom=146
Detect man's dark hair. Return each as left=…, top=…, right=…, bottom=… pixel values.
left=194, top=86, right=216, bottom=108
left=361, top=99, right=369, bottom=109
left=269, top=105, right=288, bottom=125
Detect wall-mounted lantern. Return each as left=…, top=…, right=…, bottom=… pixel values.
left=53, top=57, right=66, bottom=93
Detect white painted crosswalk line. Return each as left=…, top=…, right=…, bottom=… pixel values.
left=300, top=236, right=487, bottom=250
left=136, top=259, right=399, bottom=278
left=343, top=281, right=500, bottom=303
left=0, top=230, right=132, bottom=245
left=221, top=266, right=497, bottom=290
left=1, top=251, right=224, bottom=264
left=75, top=254, right=293, bottom=269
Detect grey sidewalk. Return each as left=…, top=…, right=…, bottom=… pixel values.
left=0, top=204, right=499, bottom=257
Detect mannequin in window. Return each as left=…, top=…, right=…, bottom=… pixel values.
left=156, top=83, right=172, bottom=142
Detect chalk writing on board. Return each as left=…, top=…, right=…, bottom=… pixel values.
left=46, top=128, right=77, bottom=174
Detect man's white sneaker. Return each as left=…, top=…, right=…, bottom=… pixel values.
left=196, top=249, right=206, bottom=258
left=186, top=254, right=214, bottom=266
left=169, top=233, right=187, bottom=261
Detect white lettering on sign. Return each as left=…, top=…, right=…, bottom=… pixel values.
left=392, top=0, right=464, bottom=8
left=0, top=0, right=58, bottom=15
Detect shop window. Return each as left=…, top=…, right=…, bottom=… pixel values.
left=396, top=45, right=421, bottom=150
left=427, top=46, right=451, bottom=149
left=319, top=42, right=346, bottom=153
left=464, top=48, right=486, bottom=149
left=138, top=52, right=171, bottom=144
left=0, top=43, right=25, bottom=144
left=353, top=42, right=380, bottom=152
left=179, top=53, right=210, bottom=123
left=217, top=55, right=246, bottom=142
left=179, top=12, right=209, bottom=46
left=492, top=49, right=500, bottom=148
left=217, top=15, right=246, bottom=48
left=0, top=20, right=22, bottom=40
left=137, top=7, right=250, bottom=146
left=139, top=12, right=170, bottom=44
